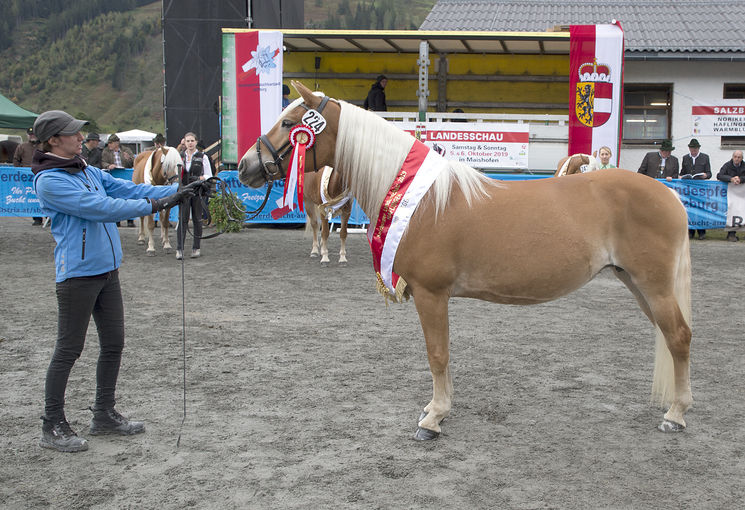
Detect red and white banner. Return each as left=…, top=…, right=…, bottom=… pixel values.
left=692, top=100, right=745, bottom=136
left=569, top=23, right=624, bottom=166
left=221, top=30, right=283, bottom=163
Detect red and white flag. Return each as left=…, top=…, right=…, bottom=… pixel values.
left=228, top=30, right=283, bottom=164
left=569, top=23, right=624, bottom=166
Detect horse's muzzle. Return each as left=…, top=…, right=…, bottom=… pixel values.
left=237, top=150, right=267, bottom=188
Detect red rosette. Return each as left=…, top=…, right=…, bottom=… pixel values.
left=289, top=124, right=316, bottom=149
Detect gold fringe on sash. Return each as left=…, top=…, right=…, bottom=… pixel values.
left=375, top=272, right=410, bottom=305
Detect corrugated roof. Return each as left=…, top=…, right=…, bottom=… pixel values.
left=419, top=0, right=745, bottom=54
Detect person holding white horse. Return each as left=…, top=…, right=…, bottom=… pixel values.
left=176, top=131, right=213, bottom=260
left=31, top=110, right=202, bottom=453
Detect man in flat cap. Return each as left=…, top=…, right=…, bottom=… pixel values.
left=31, top=109, right=203, bottom=453
left=101, top=133, right=135, bottom=171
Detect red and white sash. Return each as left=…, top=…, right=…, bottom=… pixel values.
left=367, top=140, right=445, bottom=303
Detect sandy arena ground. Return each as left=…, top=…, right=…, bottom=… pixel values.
left=1, top=216, right=744, bottom=509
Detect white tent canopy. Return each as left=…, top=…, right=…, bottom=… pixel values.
left=102, top=129, right=159, bottom=154
left=113, top=129, right=157, bottom=143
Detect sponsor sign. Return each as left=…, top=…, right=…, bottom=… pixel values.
left=692, top=100, right=745, bottom=136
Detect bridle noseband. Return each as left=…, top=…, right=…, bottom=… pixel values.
left=255, top=95, right=332, bottom=183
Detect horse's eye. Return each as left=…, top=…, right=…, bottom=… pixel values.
left=281, top=119, right=294, bottom=129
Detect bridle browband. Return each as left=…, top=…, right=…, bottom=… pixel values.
left=255, top=95, right=332, bottom=183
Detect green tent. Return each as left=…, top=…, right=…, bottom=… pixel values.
left=0, top=93, right=37, bottom=129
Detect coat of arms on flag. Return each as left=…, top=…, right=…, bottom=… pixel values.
left=575, top=59, right=613, bottom=128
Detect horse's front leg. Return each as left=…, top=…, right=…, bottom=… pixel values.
left=338, top=208, right=349, bottom=266
left=137, top=217, right=146, bottom=245
left=320, top=216, right=331, bottom=267
left=161, top=208, right=173, bottom=253
left=145, top=215, right=157, bottom=256
left=412, top=288, right=452, bottom=440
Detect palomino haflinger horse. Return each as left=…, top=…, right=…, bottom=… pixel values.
left=303, top=165, right=353, bottom=266
left=132, top=146, right=183, bottom=255
left=238, top=81, right=692, bottom=440
left=555, top=153, right=599, bottom=176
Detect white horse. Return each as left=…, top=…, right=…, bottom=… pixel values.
left=132, top=146, right=183, bottom=255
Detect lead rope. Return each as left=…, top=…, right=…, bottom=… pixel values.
left=176, top=247, right=187, bottom=447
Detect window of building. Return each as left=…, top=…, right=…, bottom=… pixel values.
left=622, top=84, right=672, bottom=144
left=722, top=84, right=745, bottom=147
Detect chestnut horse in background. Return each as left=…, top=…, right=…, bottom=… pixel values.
left=132, top=147, right=182, bottom=255
left=303, top=166, right=352, bottom=266
left=554, top=153, right=598, bottom=176
left=238, top=81, right=692, bottom=441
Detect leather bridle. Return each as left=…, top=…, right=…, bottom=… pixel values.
left=254, top=95, right=332, bottom=183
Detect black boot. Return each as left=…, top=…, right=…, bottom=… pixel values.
left=89, top=407, right=145, bottom=436
left=40, top=416, right=89, bottom=452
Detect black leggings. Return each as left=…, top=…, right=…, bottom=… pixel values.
left=177, top=196, right=202, bottom=251
left=45, top=270, right=124, bottom=420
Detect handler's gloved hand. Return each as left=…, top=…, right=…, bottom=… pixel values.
left=150, top=186, right=196, bottom=213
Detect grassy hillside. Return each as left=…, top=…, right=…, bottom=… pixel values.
left=0, top=1, right=164, bottom=136
left=0, top=1, right=437, bottom=139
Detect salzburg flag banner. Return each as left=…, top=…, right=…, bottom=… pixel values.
left=221, top=30, right=283, bottom=164
left=569, top=23, right=624, bottom=166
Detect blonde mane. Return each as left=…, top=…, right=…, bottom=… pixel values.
left=334, top=101, right=494, bottom=223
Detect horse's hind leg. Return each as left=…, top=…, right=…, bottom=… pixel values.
left=307, top=209, right=320, bottom=258
left=338, top=206, right=350, bottom=266
left=616, top=259, right=692, bottom=431
left=320, top=215, right=331, bottom=267
left=412, top=288, right=453, bottom=440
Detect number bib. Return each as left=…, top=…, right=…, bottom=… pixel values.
left=302, top=109, right=327, bottom=134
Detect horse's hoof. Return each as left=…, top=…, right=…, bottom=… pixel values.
left=164, top=247, right=172, bottom=254
left=413, top=426, right=440, bottom=441
left=310, top=253, right=319, bottom=258
left=418, top=411, right=428, bottom=422
left=137, top=239, right=145, bottom=245
left=146, top=251, right=156, bottom=257
left=657, top=419, right=685, bottom=433
left=320, top=261, right=330, bottom=268
left=338, top=261, right=348, bottom=267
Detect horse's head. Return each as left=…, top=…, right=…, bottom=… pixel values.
left=238, top=81, right=339, bottom=188
left=158, top=146, right=183, bottom=184
left=555, top=154, right=597, bottom=177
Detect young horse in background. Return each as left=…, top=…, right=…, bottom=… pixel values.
left=303, top=166, right=352, bottom=266
left=239, top=81, right=692, bottom=441
left=554, top=153, right=598, bottom=176
left=132, top=147, right=182, bottom=255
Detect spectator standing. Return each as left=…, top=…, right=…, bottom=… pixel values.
left=176, top=132, right=213, bottom=260
left=717, top=150, right=745, bottom=242
left=101, top=134, right=135, bottom=171
left=101, top=134, right=136, bottom=226
left=638, top=139, right=679, bottom=181
left=13, top=127, right=43, bottom=225
left=30, top=110, right=197, bottom=453
left=681, top=139, right=712, bottom=240
left=282, top=84, right=291, bottom=109
left=596, top=146, right=616, bottom=169
left=363, top=75, right=388, bottom=111
left=81, top=133, right=102, bottom=168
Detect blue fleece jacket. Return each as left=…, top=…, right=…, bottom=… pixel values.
left=33, top=165, right=177, bottom=282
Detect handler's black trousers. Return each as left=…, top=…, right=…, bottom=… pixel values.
left=177, top=196, right=202, bottom=251
left=45, top=270, right=124, bottom=421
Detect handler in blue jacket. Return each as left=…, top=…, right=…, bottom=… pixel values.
left=32, top=110, right=200, bottom=453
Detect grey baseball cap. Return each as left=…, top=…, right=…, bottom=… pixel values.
left=33, top=110, right=89, bottom=142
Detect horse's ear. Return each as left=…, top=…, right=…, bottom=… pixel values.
left=292, top=81, right=315, bottom=104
